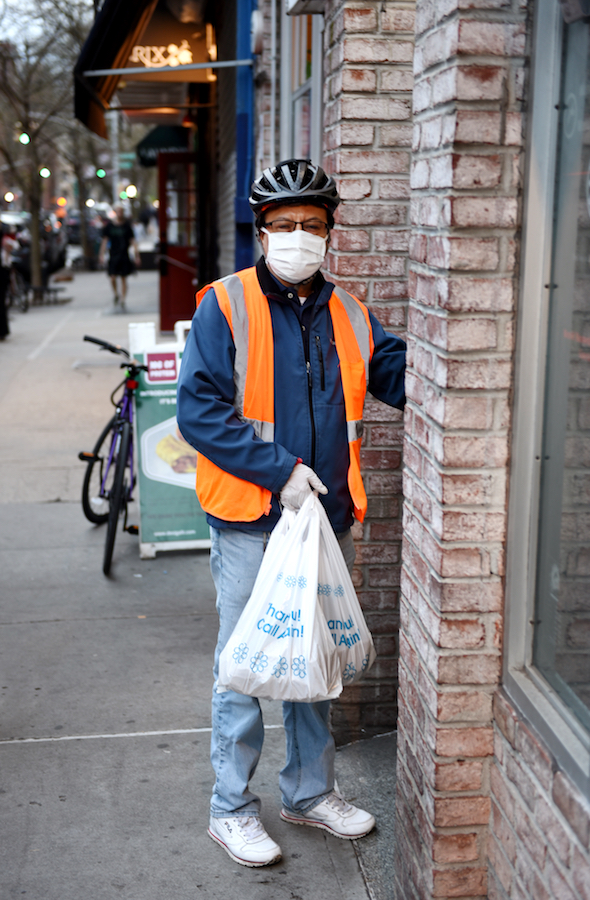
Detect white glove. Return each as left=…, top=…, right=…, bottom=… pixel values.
left=280, top=463, right=328, bottom=511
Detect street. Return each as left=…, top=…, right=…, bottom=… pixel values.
left=0, top=270, right=394, bottom=900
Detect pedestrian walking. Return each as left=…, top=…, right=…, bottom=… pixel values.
left=0, top=225, right=19, bottom=340
left=98, top=207, right=140, bottom=311
left=177, top=158, right=406, bottom=868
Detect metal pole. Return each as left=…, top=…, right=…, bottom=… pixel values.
left=107, top=109, right=119, bottom=205
left=270, top=0, right=277, bottom=166
left=83, top=59, right=253, bottom=78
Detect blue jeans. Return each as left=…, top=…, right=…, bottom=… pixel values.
left=209, top=524, right=355, bottom=818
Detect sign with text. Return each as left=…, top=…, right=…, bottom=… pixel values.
left=130, top=322, right=209, bottom=558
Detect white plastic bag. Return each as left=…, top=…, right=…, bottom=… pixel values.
left=217, top=493, right=342, bottom=703
left=316, top=500, right=376, bottom=685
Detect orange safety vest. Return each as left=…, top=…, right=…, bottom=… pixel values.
left=194, top=267, right=374, bottom=523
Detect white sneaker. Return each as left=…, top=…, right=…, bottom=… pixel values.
left=280, top=791, right=375, bottom=839
left=208, top=815, right=282, bottom=867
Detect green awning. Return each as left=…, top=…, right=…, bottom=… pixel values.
left=136, top=125, right=189, bottom=167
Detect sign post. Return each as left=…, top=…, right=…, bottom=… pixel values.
left=129, top=321, right=210, bottom=558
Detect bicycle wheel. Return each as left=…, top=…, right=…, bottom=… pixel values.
left=81, top=414, right=117, bottom=524
left=9, top=270, right=28, bottom=312
left=103, top=420, right=131, bottom=576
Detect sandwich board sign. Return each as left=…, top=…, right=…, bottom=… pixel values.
left=128, top=321, right=210, bottom=558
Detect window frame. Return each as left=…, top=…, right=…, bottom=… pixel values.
left=505, top=0, right=590, bottom=795
left=279, top=6, right=323, bottom=163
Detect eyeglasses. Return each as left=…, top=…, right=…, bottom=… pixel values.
left=263, top=218, right=329, bottom=237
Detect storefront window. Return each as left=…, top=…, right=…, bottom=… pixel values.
left=533, top=18, right=590, bottom=733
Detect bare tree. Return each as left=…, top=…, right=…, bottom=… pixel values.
left=0, top=0, right=96, bottom=285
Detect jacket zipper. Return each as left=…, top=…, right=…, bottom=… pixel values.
left=315, top=335, right=325, bottom=391
left=301, top=323, right=316, bottom=468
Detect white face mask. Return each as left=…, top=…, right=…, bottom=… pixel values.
left=262, top=228, right=327, bottom=285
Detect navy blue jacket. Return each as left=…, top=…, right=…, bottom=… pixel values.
left=177, top=258, right=406, bottom=533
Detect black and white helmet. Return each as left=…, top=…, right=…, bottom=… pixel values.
left=249, top=158, right=340, bottom=219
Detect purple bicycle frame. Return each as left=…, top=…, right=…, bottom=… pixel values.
left=100, top=390, right=135, bottom=498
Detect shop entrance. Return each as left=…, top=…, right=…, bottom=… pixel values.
left=158, top=151, right=199, bottom=331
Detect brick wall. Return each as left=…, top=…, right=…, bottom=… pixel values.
left=322, top=0, right=415, bottom=743
left=490, top=691, right=590, bottom=900
left=394, top=0, right=527, bottom=896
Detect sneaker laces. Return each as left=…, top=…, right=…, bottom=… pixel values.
left=236, top=816, right=266, bottom=839
left=324, top=792, right=352, bottom=814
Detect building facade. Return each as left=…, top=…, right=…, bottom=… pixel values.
left=250, top=0, right=590, bottom=896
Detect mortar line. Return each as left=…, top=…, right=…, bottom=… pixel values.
left=0, top=724, right=284, bottom=745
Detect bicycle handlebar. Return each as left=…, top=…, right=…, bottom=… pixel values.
left=84, top=335, right=130, bottom=358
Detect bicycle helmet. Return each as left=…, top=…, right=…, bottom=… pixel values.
left=249, top=159, right=340, bottom=223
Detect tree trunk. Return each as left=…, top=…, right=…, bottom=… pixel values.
left=75, top=168, right=91, bottom=268
left=29, top=191, right=43, bottom=289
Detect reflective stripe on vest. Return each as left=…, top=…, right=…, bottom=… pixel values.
left=194, top=267, right=373, bottom=523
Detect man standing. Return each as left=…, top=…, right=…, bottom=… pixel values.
left=177, top=159, right=405, bottom=868
left=98, top=206, right=140, bottom=311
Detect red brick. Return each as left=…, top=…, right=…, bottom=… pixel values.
left=340, top=123, right=375, bottom=145
left=493, top=691, right=518, bottom=747
left=491, top=797, right=516, bottom=864
left=381, top=69, right=414, bottom=93
left=344, top=37, right=414, bottom=65
left=450, top=197, right=518, bottom=229
left=441, top=276, right=513, bottom=312
left=330, top=228, right=370, bottom=251
left=457, top=20, right=506, bottom=55
left=535, top=794, right=571, bottom=866
left=432, top=866, right=487, bottom=898
left=381, top=9, right=415, bottom=32
left=438, top=689, right=493, bottom=721
left=436, top=435, right=508, bottom=468
left=433, top=579, right=503, bottom=614
left=343, top=7, right=377, bottom=32
left=454, top=110, right=502, bottom=144
left=380, top=123, right=413, bottom=146
left=438, top=653, right=501, bottom=685
left=514, top=722, right=553, bottom=792
left=432, top=832, right=479, bottom=864
left=552, top=772, right=590, bottom=848
left=491, top=761, right=516, bottom=823
left=488, top=830, right=513, bottom=894
left=506, top=751, right=538, bottom=810
left=434, top=795, right=491, bottom=827
left=336, top=202, right=408, bottom=226
left=331, top=254, right=406, bottom=277
left=377, top=179, right=411, bottom=200
left=572, top=844, right=590, bottom=900
left=514, top=801, right=546, bottom=869
left=436, top=726, right=494, bottom=757
left=545, top=853, right=578, bottom=900
left=439, top=618, right=486, bottom=649
left=446, top=238, right=500, bottom=271
left=435, top=758, right=484, bottom=791
left=342, top=68, right=377, bottom=92
left=457, top=65, right=505, bottom=101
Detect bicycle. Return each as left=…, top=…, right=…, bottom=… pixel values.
left=6, top=260, right=29, bottom=312
left=78, top=335, right=147, bottom=575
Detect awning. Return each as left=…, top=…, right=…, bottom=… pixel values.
left=74, top=0, right=220, bottom=138
left=136, top=125, right=189, bottom=166
left=74, top=0, right=158, bottom=138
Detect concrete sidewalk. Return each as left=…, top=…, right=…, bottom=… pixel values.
left=0, top=270, right=395, bottom=899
